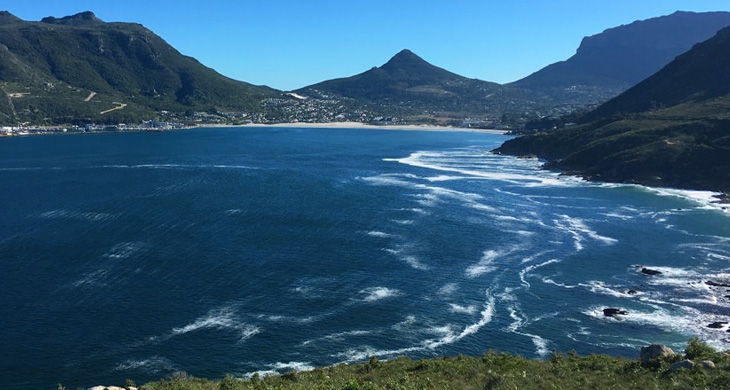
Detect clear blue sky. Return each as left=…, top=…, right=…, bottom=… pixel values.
left=9, top=1, right=730, bottom=90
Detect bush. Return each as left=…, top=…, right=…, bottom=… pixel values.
left=685, top=338, right=716, bottom=360
left=219, top=374, right=240, bottom=390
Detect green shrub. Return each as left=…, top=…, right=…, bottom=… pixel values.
left=685, top=338, right=716, bottom=360
left=342, top=379, right=360, bottom=390
left=218, top=374, right=240, bottom=390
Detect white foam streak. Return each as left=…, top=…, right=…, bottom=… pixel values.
left=367, top=231, right=392, bottom=238
left=172, top=307, right=260, bottom=341
left=336, top=289, right=497, bottom=363
left=438, top=283, right=458, bottom=297
left=428, top=292, right=496, bottom=348
left=360, top=287, right=401, bottom=302
left=271, top=362, right=315, bottom=372
left=519, top=259, right=561, bottom=288
left=554, top=215, right=617, bottom=251
left=115, top=356, right=176, bottom=373
left=385, top=151, right=566, bottom=187
left=39, top=209, right=118, bottom=222
left=384, top=246, right=430, bottom=270
left=466, top=250, right=499, bottom=278
left=449, top=304, right=478, bottom=315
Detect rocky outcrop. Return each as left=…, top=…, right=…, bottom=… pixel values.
left=669, top=359, right=717, bottom=371
left=706, top=280, right=730, bottom=288
left=603, top=308, right=628, bottom=317
left=670, top=360, right=696, bottom=371
left=707, top=322, right=728, bottom=329
left=641, top=268, right=663, bottom=276
left=88, top=387, right=136, bottom=390
left=640, top=344, right=675, bottom=366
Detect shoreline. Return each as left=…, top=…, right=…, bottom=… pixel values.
left=198, top=122, right=508, bottom=134
left=1, top=122, right=508, bottom=137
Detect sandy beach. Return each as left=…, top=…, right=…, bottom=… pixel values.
left=206, top=122, right=508, bottom=134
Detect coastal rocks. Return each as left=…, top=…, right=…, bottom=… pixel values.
left=627, top=289, right=639, bottom=295
left=670, top=360, right=696, bottom=371
left=641, top=267, right=663, bottom=276
left=668, top=360, right=716, bottom=371
left=706, top=280, right=730, bottom=288
left=640, top=344, right=675, bottom=366
left=87, top=387, right=134, bottom=390
left=603, top=308, right=628, bottom=317
left=707, top=321, right=728, bottom=329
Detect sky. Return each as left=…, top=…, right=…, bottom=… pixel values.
left=8, top=1, right=730, bottom=90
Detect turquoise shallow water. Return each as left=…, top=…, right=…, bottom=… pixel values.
left=1, top=127, right=729, bottom=389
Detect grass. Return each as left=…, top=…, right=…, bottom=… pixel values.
left=129, top=340, right=730, bottom=390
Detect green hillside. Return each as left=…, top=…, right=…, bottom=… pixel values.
left=0, top=11, right=278, bottom=125
left=496, top=26, right=730, bottom=193
left=96, top=340, right=730, bottom=390
left=296, top=49, right=532, bottom=119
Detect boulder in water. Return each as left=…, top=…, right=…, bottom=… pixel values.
left=641, top=268, right=663, bottom=276
left=603, top=308, right=628, bottom=317
left=627, top=289, right=638, bottom=295
left=707, top=322, right=728, bottom=329
left=706, top=280, right=730, bottom=288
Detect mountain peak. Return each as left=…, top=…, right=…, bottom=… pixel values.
left=0, top=11, right=21, bottom=23
left=383, top=49, right=427, bottom=67
left=393, top=49, right=417, bottom=58
left=41, top=11, right=103, bottom=25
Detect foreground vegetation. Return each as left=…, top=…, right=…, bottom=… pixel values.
left=128, top=340, right=730, bottom=390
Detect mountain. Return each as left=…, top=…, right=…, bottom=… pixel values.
left=496, top=26, right=730, bottom=193
left=0, top=11, right=278, bottom=124
left=510, top=11, right=730, bottom=104
left=300, top=49, right=491, bottom=100
left=296, top=49, right=531, bottom=120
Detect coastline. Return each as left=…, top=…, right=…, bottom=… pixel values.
left=199, top=121, right=508, bottom=134
left=1, top=122, right=508, bottom=138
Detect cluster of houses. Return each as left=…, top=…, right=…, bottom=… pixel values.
left=0, top=121, right=189, bottom=136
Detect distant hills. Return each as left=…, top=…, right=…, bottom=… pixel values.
left=0, top=11, right=277, bottom=124
left=296, top=11, right=730, bottom=124
left=510, top=11, right=730, bottom=104
left=296, top=49, right=533, bottom=122
left=2, top=10, right=730, bottom=129
left=496, top=26, right=730, bottom=193
left=300, top=49, right=483, bottom=100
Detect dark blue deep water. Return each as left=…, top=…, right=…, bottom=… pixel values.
left=1, top=127, right=730, bottom=389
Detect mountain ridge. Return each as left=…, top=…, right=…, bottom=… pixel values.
left=510, top=11, right=730, bottom=104
left=496, top=26, right=730, bottom=193
left=0, top=11, right=279, bottom=124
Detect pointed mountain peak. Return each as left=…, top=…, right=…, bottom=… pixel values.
left=377, top=49, right=463, bottom=82
left=393, top=49, right=418, bottom=58
left=384, top=49, right=428, bottom=66
left=41, top=11, right=103, bottom=25
left=0, top=11, right=22, bottom=23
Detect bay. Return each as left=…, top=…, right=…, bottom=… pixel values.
left=1, top=127, right=729, bottom=390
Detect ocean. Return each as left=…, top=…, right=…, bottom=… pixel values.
left=1, top=127, right=729, bottom=389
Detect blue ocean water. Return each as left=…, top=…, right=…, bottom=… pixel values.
left=1, top=127, right=729, bottom=389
